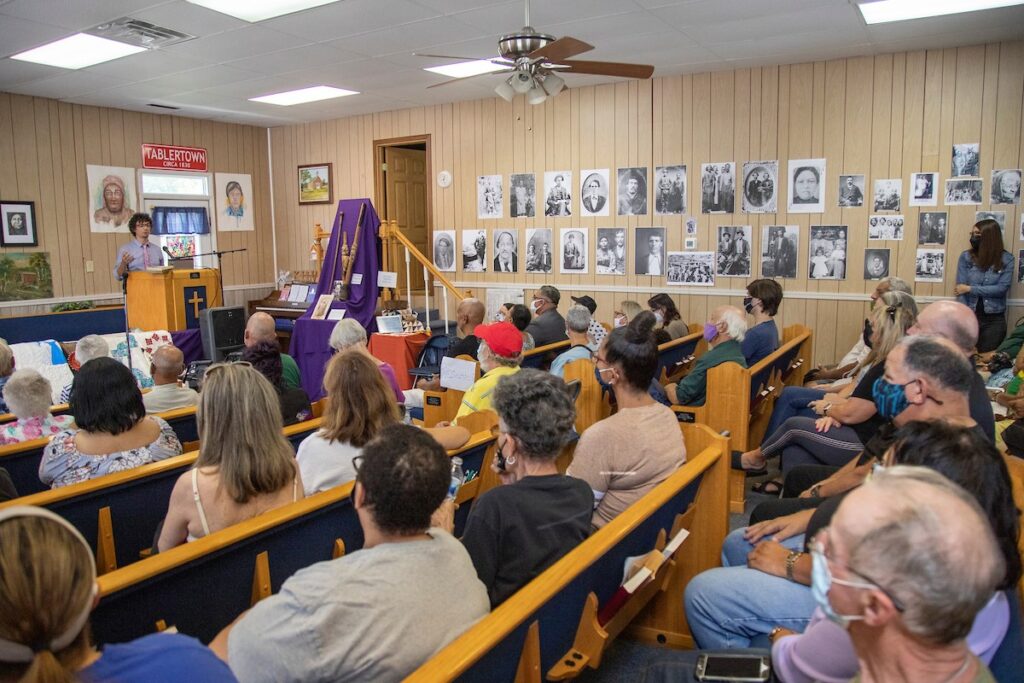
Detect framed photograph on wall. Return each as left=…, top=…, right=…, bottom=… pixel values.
left=298, top=163, right=333, bottom=205
left=0, top=200, right=38, bottom=247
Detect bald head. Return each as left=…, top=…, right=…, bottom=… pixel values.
left=909, top=301, right=978, bottom=355
left=834, top=466, right=1002, bottom=646
left=245, top=312, right=277, bottom=347
left=457, top=298, right=486, bottom=333
left=151, top=344, right=184, bottom=384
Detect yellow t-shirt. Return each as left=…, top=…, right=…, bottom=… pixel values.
left=455, top=366, right=520, bottom=421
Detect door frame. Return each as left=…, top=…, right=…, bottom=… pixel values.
left=373, top=134, right=433, bottom=255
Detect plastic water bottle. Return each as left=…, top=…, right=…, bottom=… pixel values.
left=448, top=457, right=465, bottom=501
left=1008, top=370, right=1024, bottom=396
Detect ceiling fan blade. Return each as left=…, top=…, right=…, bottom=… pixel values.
left=426, top=69, right=512, bottom=89
left=555, top=59, right=655, bottom=80
left=527, top=36, right=593, bottom=63
left=414, top=52, right=492, bottom=61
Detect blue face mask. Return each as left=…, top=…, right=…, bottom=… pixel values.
left=872, top=377, right=911, bottom=420
left=594, top=366, right=614, bottom=389
left=810, top=548, right=871, bottom=629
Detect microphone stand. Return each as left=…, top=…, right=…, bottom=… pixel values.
left=120, top=271, right=134, bottom=374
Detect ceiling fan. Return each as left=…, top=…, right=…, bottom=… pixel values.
left=417, top=0, right=655, bottom=105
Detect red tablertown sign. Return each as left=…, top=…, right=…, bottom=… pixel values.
left=141, top=143, right=208, bottom=172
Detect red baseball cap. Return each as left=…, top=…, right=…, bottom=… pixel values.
left=474, top=321, right=523, bottom=358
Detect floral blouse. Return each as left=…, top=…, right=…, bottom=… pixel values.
left=38, top=416, right=182, bottom=489
left=0, top=414, right=74, bottom=446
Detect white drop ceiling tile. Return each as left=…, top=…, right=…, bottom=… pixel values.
left=546, top=10, right=674, bottom=42
left=412, top=0, right=510, bottom=13
left=82, top=47, right=208, bottom=80
left=333, top=16, right=486, bottom=58
left=650, top=0, right=835, bottom=27
left=210, top=74, right=320, bottom=100
left=711, top=31, right=869, bottom=61
left=138, top=63, right=262, bottom=91
left=0, top=0, right=169, bottom=31
left=632, top=0, right=698, bottom=8
left=223, top=43, right=366, bottom=77
left=162, top=24, right=307, bottom=62
left=305, top=57, right=414, bottom=85
left=0, top=58, right=65, bottom=89
left=128, top=0, right=249, bottom=37
left=695, top=5, right=868, bottom=44
left=0, top=15, right=78, bottom=57
left=569, top=29, right=703, bottom=65
left=261, top=0, right=438, bottom=42
left=452, top=0, right=640, bottom=33
left=4, top=70, right=133, bottom=99
left=338, top=68, right=437, bottom=91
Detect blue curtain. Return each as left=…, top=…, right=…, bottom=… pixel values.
left=152, top=207, right=210, bottom=234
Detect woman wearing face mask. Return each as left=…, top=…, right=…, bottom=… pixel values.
left=954, top=219, right=1014, bottom=352
left=741, top=279, right=782, bottom=366
left=612, top=300, right=643, bottom=330
left=647, top=293, right=688, bottom=340
left=764, top=421, right=1019, bottom=683
left=501, top=303, right=535, bottom=352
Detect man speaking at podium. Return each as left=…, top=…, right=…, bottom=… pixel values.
left=114, top=212, right=164, bottom=280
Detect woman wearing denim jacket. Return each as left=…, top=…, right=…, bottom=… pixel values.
left=955, top=218, right=1014, bottom=352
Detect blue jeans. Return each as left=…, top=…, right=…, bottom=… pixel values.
left=686, top=529, right=815, bottom=649
left=720, top=527, right=805, bottom=566
left=761, top=387, right=826, bottom=446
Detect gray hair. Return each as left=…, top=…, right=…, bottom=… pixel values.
left=899, top=335, right=973, bottom=395
left=492, top=369, right=575, bottom=460
left=75, top=335, right=110, bottom=365
left=881, top=276, right=912, bottom=295
left=0, top=342, right=12, bottom=377
left=329, top=318, right=367, bottom=351
left=565, top=305, right=591, bottom=334
left=479, top=340, right=519, bottom=368
left=847, top=466, right=1003, bottom=645
left=3, top=369, right=53, bottom=419
left=716, top=307, right=748, bottom=342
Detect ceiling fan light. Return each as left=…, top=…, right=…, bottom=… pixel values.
left=510, top=70, right=533, bottom=93
left=527, top=84, right=547, bottom=105
left=495, top=79, right=515, bottom=102
left=542, top=72, right=565, bottom=95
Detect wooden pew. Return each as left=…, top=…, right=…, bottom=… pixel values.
left=0, top=402, right=71, bottom=425
left=422, top=355, right=480, bottom=427
left=0, top=418, right=325, bottom=574
left=521, top=339, right=571, bottom=371
left=672, top=327, right=812, bottom=513
left=562, top=358, right=610, bottom=434
left=88, top=432, right=498, bottom=646
left=1004, top=453, right=1024, bottom=604
left=656, top=331, right=704, bottom=385
left=405, top=423, right=729, bottom=682
left=781, top=324, right=813, bottom=387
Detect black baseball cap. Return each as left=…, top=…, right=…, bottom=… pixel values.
left=571, top=295, right=597, bottom=314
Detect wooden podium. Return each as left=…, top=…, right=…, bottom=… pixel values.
left=126, top=269, right=222, bottom=331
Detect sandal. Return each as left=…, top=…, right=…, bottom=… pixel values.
left=751, top=479, right=783, bottom=496
left=730, top=450, right=767, bottom=477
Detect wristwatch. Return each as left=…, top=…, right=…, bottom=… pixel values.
left=809, top=483, right=822, bottom=498
left=785, top=550, right=804, bottom=581
left=769, top=626, right=786, bottom=642
left=822, top=402, right=832, bottom=415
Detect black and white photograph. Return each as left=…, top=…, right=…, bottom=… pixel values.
left=0, top=201, right=37, bottom=247
left=909, top=172, right=939, bottom=207
left=701, top=162, right=736, bottom=214
left=686, top=217, right=698, bottom=235
left=951, top=143, right=980, bottom=177
left=635, top=227, right=666, bottom=276
left=580, top=169, right=610, bottom=217
left=492, top=229, right=518, bottom=273
left=741, top=160, right=778, bottom=214
left=685, top=238, right=697, bottom=250
left=918, top=212, right=948, bottom=245
left=462, top=229, right=487, bottom=272
left=560, top=228, right=588, bottom=274
left=976, top=211, right=1007, bottom=234
left=433, top=230, right=456, bottom=272
left=477, top=175, right=502, bottom=219
left=716, top=225, right=752, bottom=277
left=863, top=248, right=890, bottom=280
left=543, top=171, right=572, bottom=216
left=991, top=169, right=1021, bottom=205
left=617, top=167, right=648, bottom=216
left=654, top=165, right=686, bottom=215
left=787, top=158, right=826, bottom=213
left=945, top=179, right=983, bottom=205
left=837, top=174, right=865, bottom=207
left=596, top=228, right=626, bottom=275
left=916, top=249, right=946, bottom=283
left=1021, top=216, right=1024, bottom=242
left=667, top=251, right=715, bottom=286
left=760, top=225, right=798, bottom=279
left=525, top=228, right=553, bottom=273
left=808, top=225, right=848, bottom=280
left=872, top=178, right=901, bottom=212
left=1019, top=250, right=1024, bottom=283
left=868, top=215, right=905, bottom=241
left=509, top=173, right=535, bottom=218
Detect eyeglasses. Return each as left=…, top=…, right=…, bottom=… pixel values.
left=352, top=455, right=364, bottom=473
left=204, top=360, right=253, bottom=377
left=811, top=527, right=905, bottom=612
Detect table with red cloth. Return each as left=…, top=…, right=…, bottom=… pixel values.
left=368, top=332, right=429, bottom=390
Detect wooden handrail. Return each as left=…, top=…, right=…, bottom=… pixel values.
left=379, top=219, right=471, bottom=301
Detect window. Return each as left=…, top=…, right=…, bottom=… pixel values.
left=141, top=173, right=208, bottom=196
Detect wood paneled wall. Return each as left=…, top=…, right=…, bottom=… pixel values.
left=0, top=93, right=276, bottom=313
left=281, top=41, right=1017, bottom=363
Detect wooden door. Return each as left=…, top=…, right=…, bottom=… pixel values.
left=384, top=146, right=428, bottom=293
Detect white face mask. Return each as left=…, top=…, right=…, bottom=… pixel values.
left=613, top=315, right=627, bottom=328
left=531, top=300, right=543, bottom=314
left=653, top=310, right=665, bottom=324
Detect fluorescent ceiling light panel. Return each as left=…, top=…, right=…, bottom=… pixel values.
left=250, top=85, right=358, bottom=105
left=11, top=33, right=146, bottom=69
left=185, top=0, right=339, bottom=22
left=858, top=0, right=1024, bottom=24
left=424, top=60, right=507, bottom=79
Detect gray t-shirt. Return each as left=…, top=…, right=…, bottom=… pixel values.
left=227, top=529, right=489, bottom=683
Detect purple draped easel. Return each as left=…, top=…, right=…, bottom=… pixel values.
left=289, top=199, right=381, bottom=400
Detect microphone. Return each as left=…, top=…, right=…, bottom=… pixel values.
left=162, top=246, right=175, bottom=261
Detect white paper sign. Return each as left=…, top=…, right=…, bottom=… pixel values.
left=327, top=308, right=346, bottom=321
left=440, top=356, right=477, bottom=392
left=352, top=273, right=363, bottom=285
left=377, top=271, right=398, bottom=287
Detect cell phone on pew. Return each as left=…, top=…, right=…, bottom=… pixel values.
left=695, top=654, right=770, bottom=682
